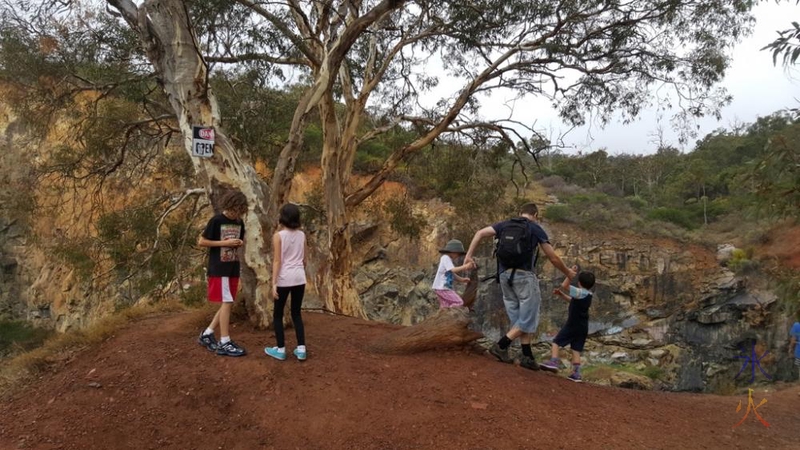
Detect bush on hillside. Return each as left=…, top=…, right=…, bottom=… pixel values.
left=543, top=204, right=572, bottom=223
left=647, top=207, right=697, bottom=230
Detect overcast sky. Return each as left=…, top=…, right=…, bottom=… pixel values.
left=471, top=1, right=800, bottom=156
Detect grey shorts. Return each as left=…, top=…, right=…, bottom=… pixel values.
left=499, top=270, right=542, bottom=334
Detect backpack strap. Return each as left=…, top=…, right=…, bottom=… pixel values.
left=507, top=268, right=516, bottom=287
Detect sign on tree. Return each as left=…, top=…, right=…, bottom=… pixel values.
left=192, top=126, right=214, bottom=158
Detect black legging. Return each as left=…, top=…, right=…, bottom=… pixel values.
left=274, top=284, right=305, bottom=348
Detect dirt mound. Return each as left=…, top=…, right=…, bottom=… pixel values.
left=1, top=311, right=798, bottom=450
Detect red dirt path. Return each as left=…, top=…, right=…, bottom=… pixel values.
left=1, top=310, right=799, bottom=450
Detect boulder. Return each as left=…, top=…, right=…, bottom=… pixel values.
left=716, top=244, right=736, bottom=264
left=611, top=372, right=654, bottom=390
left=611, top=351, right=629, bottom=361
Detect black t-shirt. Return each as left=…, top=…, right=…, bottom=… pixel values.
left=202, top=214, right=245, bottom=277
left=491, top=219, right=550, bottom=272
left=565, top=287, right=593, bottom=332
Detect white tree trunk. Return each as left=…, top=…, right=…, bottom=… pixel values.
left=108, top=0, right=287, bottom=327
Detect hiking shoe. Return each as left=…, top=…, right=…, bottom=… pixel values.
left=567, top=372, right=582, bottom=383
left=520, top=356, right=540, bottom=371
left=489, top=344, right=513, bottom=364
left=198, top=332, right=217, bottom=352
left=540, top=359, right=560, bottom=373
left=216, top=340, right=246, bottom=357
left=264, top=347, right=286, bottom=361
left=293, top=348, right=307, bottom=361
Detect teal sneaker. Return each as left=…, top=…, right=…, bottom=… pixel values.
left=293, top=348, right=307, bottom=361
left=264, top=347, right=286, bottom=360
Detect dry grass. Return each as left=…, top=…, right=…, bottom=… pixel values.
left=0, top=301, right=188, bottom=397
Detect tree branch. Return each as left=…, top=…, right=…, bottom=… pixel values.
left=206, top=52, right=307, bottom=66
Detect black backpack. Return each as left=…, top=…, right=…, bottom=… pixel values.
left=495, top=218, right=535, bottom=285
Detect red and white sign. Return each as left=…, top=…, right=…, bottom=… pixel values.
left=192, top=126, right=215, bottom=158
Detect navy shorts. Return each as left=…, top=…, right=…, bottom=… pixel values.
left=553, top=324, right=588, bottom=352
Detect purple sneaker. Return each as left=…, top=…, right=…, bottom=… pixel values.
left=540, top=359, right=560, bottom=373
left=567, top=371, right=582, bottom=383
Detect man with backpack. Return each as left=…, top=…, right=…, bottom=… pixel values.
left=464, top=203, right=576, bottom=370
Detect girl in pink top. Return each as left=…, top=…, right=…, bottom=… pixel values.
left=265, top=204, right=308, bottom=361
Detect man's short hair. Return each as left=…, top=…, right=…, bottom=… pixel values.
left=519, top=202, right=538, bottom=217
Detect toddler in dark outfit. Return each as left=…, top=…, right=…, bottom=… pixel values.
left=540, top=266, right=595, bottom=382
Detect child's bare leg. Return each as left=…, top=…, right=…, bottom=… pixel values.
left=219, top=303, right=232, bottom=338
left=207, top=308, right=221, bottom=331
left=551, top=343, right=559, bottom=360
left=571, top=349, right=581, bottom=366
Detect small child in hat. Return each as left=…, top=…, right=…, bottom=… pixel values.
left=432, top=239, right=473, bottom=308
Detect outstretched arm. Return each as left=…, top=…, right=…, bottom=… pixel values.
left=464, top=226, right=496, bottom=266
left=553, top=265, right=578, bottom=301
left=553, top=288, right=571, bottom=301
left=541, top=243, right=576, bottom=279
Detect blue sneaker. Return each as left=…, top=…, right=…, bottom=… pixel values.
left=293, top=348, right=307, bottom=361
left=540, top=359, right=560, bottom=373
left=567, top=371, right=582, bottom=383
left=197, top=332, right=217, bottom=352
left=264, top=347, right=286, bottom=360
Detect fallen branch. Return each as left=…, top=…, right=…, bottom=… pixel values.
left=368, top=307, right=483, bottom=354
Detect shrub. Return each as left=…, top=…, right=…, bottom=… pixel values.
left=384, top=197, right=427, bottom=240
left=179, top=284, right=207, bottom=307
left=543, top=204, right=572, bottom=223
left=728, top=248, right=758, bottom=273
left=627, top=196, right=648, bottom=210
left=0, top=321, right=52, bottom=357
left=647, top=207, right=697, bottom=230
left=643, top=366, right=665, bottom=380
left=540, top=175, right=566, bottom=189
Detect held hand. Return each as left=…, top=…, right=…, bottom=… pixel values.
left=463, top=278, right=471, bottom=284
left=567, top=268, right=577, bottom=279
left=553, top=288, right=561, bottom=296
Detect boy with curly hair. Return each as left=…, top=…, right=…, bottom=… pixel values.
left=197, top=189, right=248, bottom=357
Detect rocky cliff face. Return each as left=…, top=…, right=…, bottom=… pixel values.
left=360, top=223, right=792, bottom=393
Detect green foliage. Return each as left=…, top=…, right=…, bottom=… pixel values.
left=52, top=238, right=97, bottom=281
left=179, top=284, right=207, bottom=308
left=647, top=207, right=697, bottom=230
left=540, top=112, right=797, bottom=237
left=0, top=321, right=52, bottom=356
left=728, top=248, right=758, bottom=274
left=384, top=197, right=427, bottom=240
left=543, top=204, right=571, bottom=223
left=627, top=196, right=648, bottom=210
left=750, top=122, right=800, bottom=218
left=643, top=366, right=666, bottom=380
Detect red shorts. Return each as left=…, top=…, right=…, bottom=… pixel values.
left=207, top=276, right=239, bottom=303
